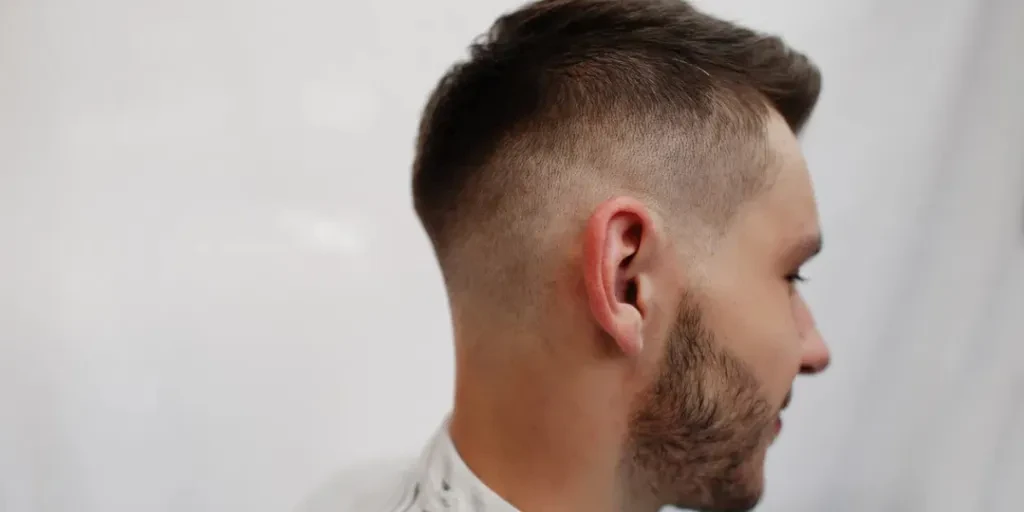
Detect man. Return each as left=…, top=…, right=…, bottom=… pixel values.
left=314, top=0, right=831, bottom=510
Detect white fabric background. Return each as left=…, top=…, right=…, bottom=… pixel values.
left=1, top=0, right=1022, bottom=510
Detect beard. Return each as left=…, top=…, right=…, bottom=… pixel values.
left=626, top=295, right=776, bottom=512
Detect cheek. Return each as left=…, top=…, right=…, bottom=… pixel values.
left=709, top=285, right=802, bottom=396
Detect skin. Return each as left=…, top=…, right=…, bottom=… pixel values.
left=448, top=110, right=830, bottom=512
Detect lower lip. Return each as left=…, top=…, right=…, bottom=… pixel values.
left=774, top=418, right=783, bottom=433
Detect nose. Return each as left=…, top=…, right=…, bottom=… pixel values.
left=792, top=291, right=830, bottom=374
left=799, top=327, right=830, bottom=374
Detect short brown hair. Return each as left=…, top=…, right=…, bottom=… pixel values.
left=412, top=0, right=820, bottom=289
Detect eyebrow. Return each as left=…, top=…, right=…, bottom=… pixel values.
left=791, top=233, right=823, bottom=264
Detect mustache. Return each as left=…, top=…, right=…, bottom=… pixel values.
left=781, top=391, right=793, bottom=410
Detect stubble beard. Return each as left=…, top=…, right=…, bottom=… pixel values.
left=625, top=297, right=776, bottom=512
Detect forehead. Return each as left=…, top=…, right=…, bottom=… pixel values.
left=740, top=113, right=820, bottom=247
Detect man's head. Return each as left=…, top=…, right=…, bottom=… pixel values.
left=412, top=0, right=830, bottom=510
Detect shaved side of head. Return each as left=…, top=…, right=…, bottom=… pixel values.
left=412, top=0, right=820, bottom=323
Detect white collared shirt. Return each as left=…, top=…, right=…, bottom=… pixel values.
left=298, top=421, right=518, bottom=512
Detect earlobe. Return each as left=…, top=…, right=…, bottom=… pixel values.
left=581, top=197, right=658, bottom=357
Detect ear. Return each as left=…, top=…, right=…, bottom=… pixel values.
left=582, top=196, right=667, bottom=357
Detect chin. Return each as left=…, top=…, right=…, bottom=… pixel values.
left=705, top=494, right=764, bottom=512
left=679, top=483, right=764, bottom=512
left=675, top=451, right=768, bottom=512
left=720, top=466, right=766, bottom=511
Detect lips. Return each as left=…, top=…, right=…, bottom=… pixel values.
left=774, top=391, right=793, bottom=436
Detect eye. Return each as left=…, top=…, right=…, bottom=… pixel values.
left=786, top=272, right=808, bottom=284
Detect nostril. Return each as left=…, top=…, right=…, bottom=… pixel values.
left=800, top=356, right=830, bottom=374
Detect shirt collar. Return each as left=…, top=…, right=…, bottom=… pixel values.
left=412, top=418, right=519, bottom=512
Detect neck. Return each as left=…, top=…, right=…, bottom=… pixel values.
left=448, top=346, right=659, bottom=512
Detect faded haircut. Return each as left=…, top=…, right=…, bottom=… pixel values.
left=412, top=0, right=821, bottom=293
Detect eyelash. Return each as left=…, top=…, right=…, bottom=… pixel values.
left=786, top=273, right=808, bottom=284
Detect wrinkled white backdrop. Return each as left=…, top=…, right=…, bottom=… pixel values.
left=2, top=0, right=1023, bottom=511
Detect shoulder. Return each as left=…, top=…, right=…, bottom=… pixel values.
left=294, top=457, right=419, bottom=512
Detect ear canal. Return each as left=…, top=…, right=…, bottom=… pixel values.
left=624, top=280, right=638, bottom=306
